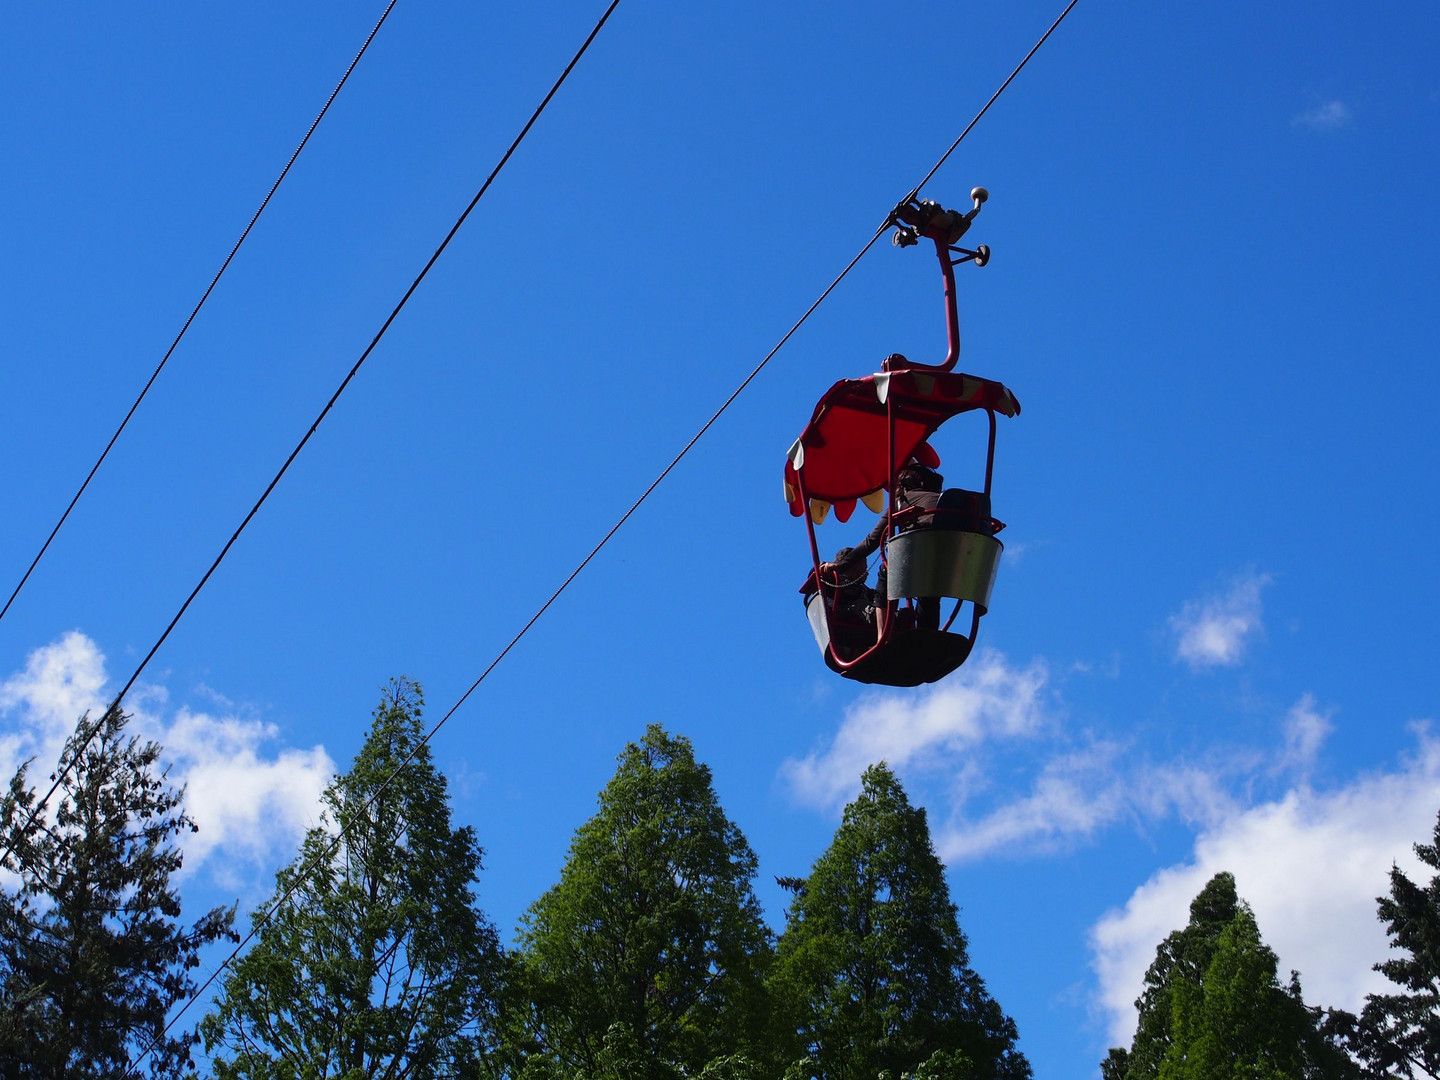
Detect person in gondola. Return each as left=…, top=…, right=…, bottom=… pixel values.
left=821, top=462, right=991, bottom=631
left=817, top=545, right=875, bottom=625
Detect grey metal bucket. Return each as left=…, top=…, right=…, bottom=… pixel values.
left=805, top=593, right=832, bottom=656
left=886, top=529, right=1002, bottom=611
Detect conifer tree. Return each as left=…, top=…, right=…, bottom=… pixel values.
left=771, top=763, right=1030, bottom=1080
left=200, top=678, right=504, bottom=1079
left=1158, top=906, right=1311, bottom=1079
left=1345, top=809, right=1440, bottom=1078
left=1108, top=872, right=1356, bottom=1080
left=505, top=724, right=773, bottom=1078
left=1116, top=872, right=1242, bottom=1080
left=0, top=705, right=235, bottom=1077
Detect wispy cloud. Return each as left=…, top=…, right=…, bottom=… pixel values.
left=780, top=651, right=1051, bottom=811
left=938, top=742, right=1127, bottom=860
left=1293, top=100, right=1353, bottom=132
left=938, top=751, right=1243, bottom=863
left=1170, top=571, right=1270, bottom=669
left=0, top=632, right=334, bottom=876
left=1280, top=693, right=1334, bottom=775
left=1090, top=727, right=1440, bottom=1046
left=781, top=646, right=1262, bottom=862
left=0, top=630, right=108, bottom=762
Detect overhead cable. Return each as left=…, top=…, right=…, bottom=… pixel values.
left=126, top=1, right=1080, bottom=1069
left=1, top=0, right=625, bottom=883
left=0, top=0, right=401, bottom=629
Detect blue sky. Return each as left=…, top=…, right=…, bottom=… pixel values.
left=1, top=2, right=1438, bottom=1076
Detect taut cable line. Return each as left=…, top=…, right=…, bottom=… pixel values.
left=0, top=0, right=401, bottom=629
left=127, top=1, right=1080, bottom=1069
left=905, top=0, right=1079, bottom=202
left=0, top=0, right=625, bottom=879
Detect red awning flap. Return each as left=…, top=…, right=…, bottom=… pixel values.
left=784, top=370, right=1019, bottom=518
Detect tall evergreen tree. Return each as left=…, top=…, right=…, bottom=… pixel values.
left=1115, top=872, right=1243, bottom=1080
left=1159, top=906, right=1312, bottom=1080
left=0, top=705, right=235, bottom=1078
left=1108, top=872, right=1356, bottom=1080
left=200, top=678, right=504, bottom=1079
left=771, top=763, right=1030, bottom=1080
left=1344, top=809, right=1440, bottom=1078
left=505, top=725, right=773, bottom=1078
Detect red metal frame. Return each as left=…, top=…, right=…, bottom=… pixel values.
left=797, top=464, right=893, bottom=671
left=800, top=419, right=997, bottom=672
left=883, top=235, right=962, bottom=374
left=882, top=225, right=988, bottom=375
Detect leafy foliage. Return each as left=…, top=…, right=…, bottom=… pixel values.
left=200, top=678, right=504, bottom=1079
left=506, top=724, right=773, bottom=1077
left=511, top=1023, right=769, bottom=1080
left=0, top=706, right=235, bottom=1078
left=771, top=763, right=1030, bottom=1080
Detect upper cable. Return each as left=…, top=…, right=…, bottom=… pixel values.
left=0, top=0, right=401, bottom=629
left=0, top=0, right=625, bottom=880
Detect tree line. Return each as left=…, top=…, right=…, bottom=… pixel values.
left=0, top=679, right=1027, bottom=1079
left=3, top=680, right=1439, bottom=1078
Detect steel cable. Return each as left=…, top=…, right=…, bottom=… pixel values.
left=0, top=0, right=624, bottom=880
left=0, top=0, right=401, bottom=629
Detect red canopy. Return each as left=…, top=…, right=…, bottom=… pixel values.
left=784, top=369, right=1020, bottom=521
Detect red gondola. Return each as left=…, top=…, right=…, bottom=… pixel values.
left=785, top=189, right=1020, bottom=687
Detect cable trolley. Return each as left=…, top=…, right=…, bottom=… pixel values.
left=784, top=188, right=1020, bottom=687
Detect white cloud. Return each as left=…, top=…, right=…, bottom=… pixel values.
left=161, top=709, right=333, bottom=867
left=781, top=647, right=1253, bottom=862
left=786, top=603, right=1434, bottom=1058
left=0, top=630, right=108, bottom=779
left=1170, top=572, right=1269, bottom=669
left=780, top=651, right=1051, bottom=810
left=938, top=747, right=1244, bottom=862
left=1294, top=100, right=1353, bottom=131
left=1090, top=729, right=1440, bottom=1046
left=0, top=633, right=334, bottom=874
left=1280, top=693, right=1334, bottom=774
left=939, top=742, right=1128, bottom=860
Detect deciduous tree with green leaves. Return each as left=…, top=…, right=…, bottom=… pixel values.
left=0, top=705, right=235, bottom=1078
left=200, top=678, right=504, bottom=1079
left=771, top=763, right=1030, bottom=1080
left=504, top=724, right=774, bottom=1078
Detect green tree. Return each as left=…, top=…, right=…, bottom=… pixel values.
left=200, top=678, right=504, bottom=1079
left=520, top=1023, right=767, bottom=1080
left=1109, top=873, right=1356, bottom=1080
left=505, top=724, right=773, bottom=1078
left=1158, top=906, right=1310, bottom=1080
left=1115, top=872, right=1242, bottom=1080
left=771, top=763, right=1029, bottom=1080
left=0, top=705, right=235, bottom=1078
left=1344, top=810, right=1440, bottom=1078
left=1101, top=1048, right=1132, bottom=1080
